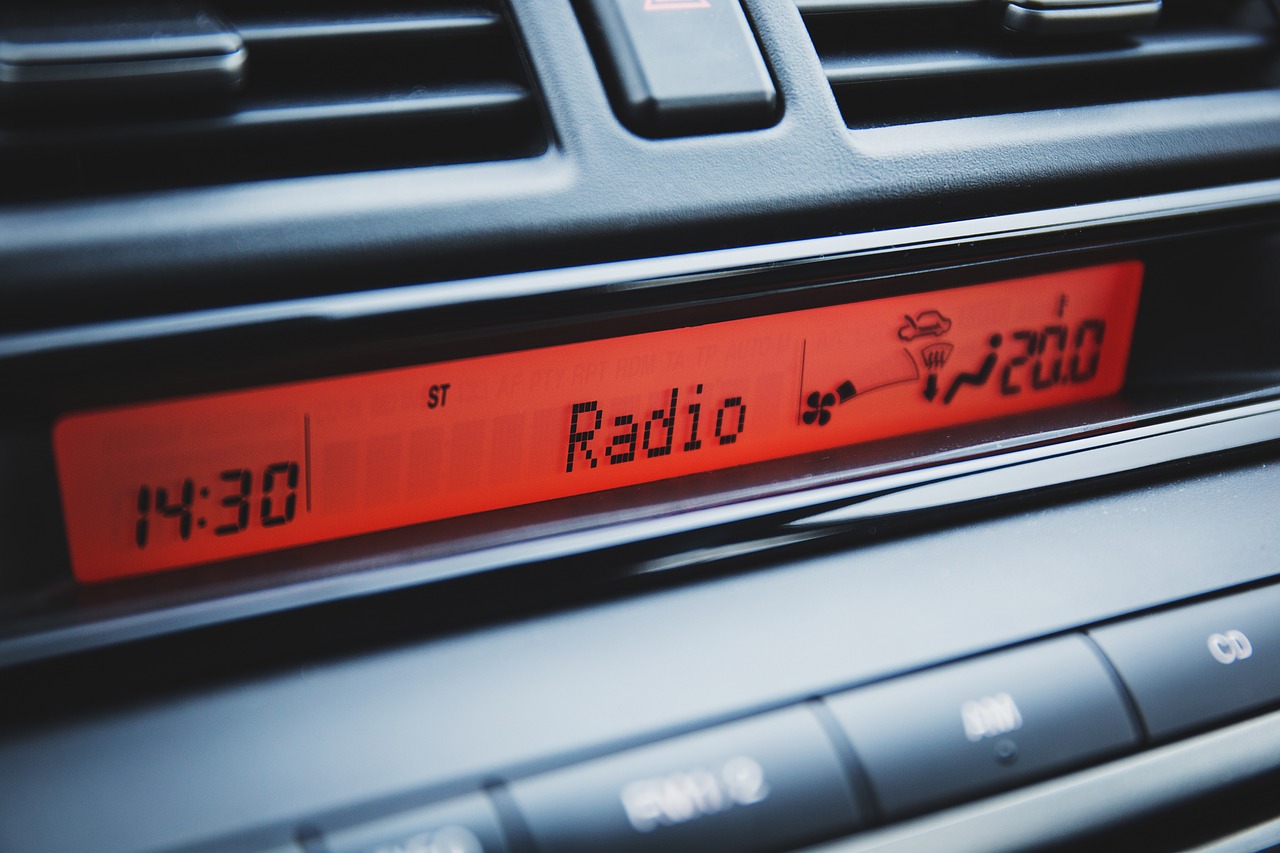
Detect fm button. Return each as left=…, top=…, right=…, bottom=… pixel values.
left=508, top=706, right=865, bottom=853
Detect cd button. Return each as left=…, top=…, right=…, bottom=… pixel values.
left=1090, top=584, right=1280, bottom=740
left=824, top=635, right=1139, bottom=819
left=508, top=706, right=865, bottom=853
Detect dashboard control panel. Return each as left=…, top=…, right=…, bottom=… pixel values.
left=1, top=0, right=1278, bottom=849
left=201, top=579, right=1280, bottom=853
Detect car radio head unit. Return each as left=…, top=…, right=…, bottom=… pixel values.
left=2, top=184, right=1278, bottom=668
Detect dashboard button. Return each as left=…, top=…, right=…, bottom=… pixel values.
left=1090, top=584, right=1280, bottom=740
left=323, top=793, right=509, bottom=853
left=824, top=635, right=1139, bottom=818
left=577, top=0, right=777, bottom=137
left=508, top=705, right=865, bottom=853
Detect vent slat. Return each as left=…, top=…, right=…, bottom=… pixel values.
left=0, top=2, right=546, bottom=202
left=797, top=0, right=980, bottom=12
left=236, top=11, right=502, bottom=44
left=825, top=29, right=1275, bottom=85
left=239, top=85, right=528, bottom=124
left=801, top=0, right=1279, bottom=126
left=0, top=84, right=530, bottom=147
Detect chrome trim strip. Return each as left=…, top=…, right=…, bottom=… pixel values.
left=2, top=177, right=1280, bottom=361
left=789, top=398, right=1280, bottom=528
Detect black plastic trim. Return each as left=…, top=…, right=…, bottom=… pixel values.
left=4, top=177, right=1279, bottom=362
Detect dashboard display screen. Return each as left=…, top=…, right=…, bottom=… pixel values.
left=55, top=261, right=1143, bottom=582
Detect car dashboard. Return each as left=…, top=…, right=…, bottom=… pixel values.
left=2, top=1, right=1280, bottom=851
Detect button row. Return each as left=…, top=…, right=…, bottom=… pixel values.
left=305, top=583, right=1280, bottom=853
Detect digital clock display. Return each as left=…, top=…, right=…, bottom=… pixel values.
left=54, top=261, right=1143, bottom=583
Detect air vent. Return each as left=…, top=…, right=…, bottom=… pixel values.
left=0, top=2, right=547, bottom=201
left=799, top=0, right=1280, bottom=127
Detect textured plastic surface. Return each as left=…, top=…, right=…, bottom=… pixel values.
left=825, top=636, right=1139, bottom=818
left=509, top=706, right=863, bottom=853
left=1, top=0, right=1277, bottom=325
left=1091, top=584, right=1280, bottom=740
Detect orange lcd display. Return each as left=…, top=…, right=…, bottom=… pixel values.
left=54, top=261, right=1143, bottom=582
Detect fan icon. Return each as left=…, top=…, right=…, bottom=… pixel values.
left=803, top=390, right=835, bottom=426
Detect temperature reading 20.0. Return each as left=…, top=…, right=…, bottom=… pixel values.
left=933, top=319, right=1106, bottom=405
left=134, top=461, right=302, bottom=549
